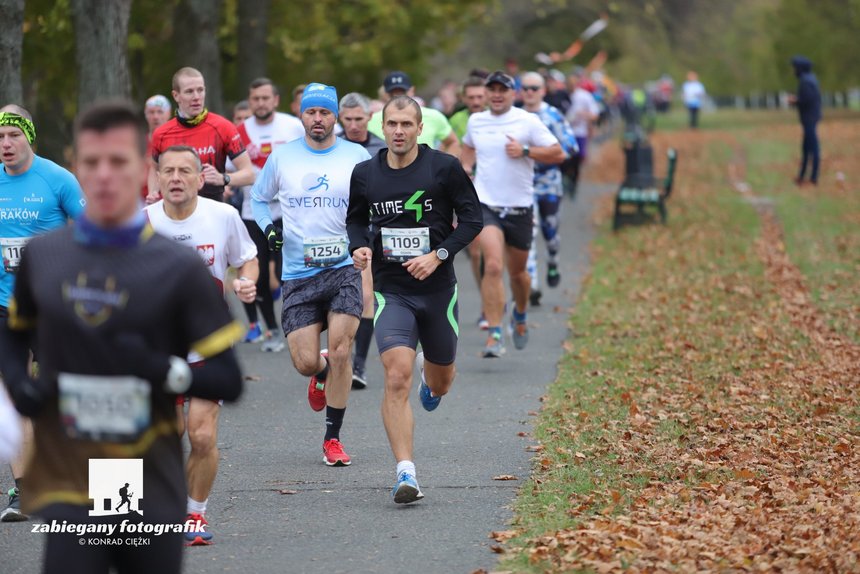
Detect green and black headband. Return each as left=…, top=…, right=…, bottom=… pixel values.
left=0, top=113, right=36, bottom=145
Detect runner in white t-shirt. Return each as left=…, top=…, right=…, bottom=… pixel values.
left=461, top=71, right=564, bottom=358
left=235, top=78, right=305, bottom=351
left=251, top=83, right=371, bottom=468
left=565, top=75, right=601, bottom=197
left=146, top=145, right=258, bottom=546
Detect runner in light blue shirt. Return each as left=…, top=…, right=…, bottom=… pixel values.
left=0, top=104, right=83, bottom=523
left=251, top=136, right=369, bottom=280
left=250, top=83, right=370, bottom=469
left=0, top=107, right=84, bottom=310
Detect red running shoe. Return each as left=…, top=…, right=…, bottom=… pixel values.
left=307, top=349, right=328, bottom=412
left=323, top=438, right=351, bottom=466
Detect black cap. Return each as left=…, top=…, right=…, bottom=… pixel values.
left=485, top=71, right=515, bottom=90
left=383, top=71, right=412, bottom=93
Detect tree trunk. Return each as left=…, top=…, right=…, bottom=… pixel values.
left=237, top=0, right=270, bottom=93
left=72, top=0, right=132, bottom=110
left=175, top=0, right=224, bottom=114
left=0, top=0, right=25, bottom=105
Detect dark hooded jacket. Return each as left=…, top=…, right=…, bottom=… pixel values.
left=791, top=56, right=821, bottom=124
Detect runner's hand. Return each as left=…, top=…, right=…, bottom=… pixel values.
left=144, top=189, right=161, bottom=205
left=8, top=376, right=53, bottom=418
left=505, top=135, right=524, bottom=159
left=265, top=224, right=283, bottom=251
left=232, top=277, right=257, bottom=304
left=403, top=252, right=442, bottom=281
left=352, top=247, right=372, bottom=270
left=201, top=163, right=224, bottom=186
left=113, top=333, right=170, bottom=384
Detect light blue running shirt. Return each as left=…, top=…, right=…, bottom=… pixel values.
left=251, top=137, right=370, bottom=280
left=0, top=155, right=84, bottom=307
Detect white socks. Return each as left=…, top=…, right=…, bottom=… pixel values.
left=396, top=460, right=416, bottom=478
left=187, top=496, right=207, bottom=516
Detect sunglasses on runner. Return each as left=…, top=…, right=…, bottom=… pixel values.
left=521, top=86, right=542, bottom=91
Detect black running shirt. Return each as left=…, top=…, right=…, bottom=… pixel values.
left=8, top=225, right=242, bottom=519
left=347, top=145, right=482, bottom=294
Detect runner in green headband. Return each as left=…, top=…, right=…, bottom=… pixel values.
left=0, top=113, right=35, bottom=145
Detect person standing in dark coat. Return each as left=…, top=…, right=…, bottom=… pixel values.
left=788, top=56, right=821, bottom=186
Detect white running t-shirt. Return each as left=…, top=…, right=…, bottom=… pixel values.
left=463, top=106, right=559, bottom=208
left=0, top=387, right=21, bottom=463
left=145, top=197, right=257, bottom=293
left=567, top=88, right=601, bottom=138
left=234, top=113, right=305, bottom=220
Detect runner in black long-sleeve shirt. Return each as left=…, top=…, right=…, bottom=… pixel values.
left=346, top=96, right=482, bottom=504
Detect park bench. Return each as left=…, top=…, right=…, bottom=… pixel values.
left=612, top=137, right=678, bottom=230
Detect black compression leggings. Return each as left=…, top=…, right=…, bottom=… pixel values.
left=242, top=219, right=282, bottom=331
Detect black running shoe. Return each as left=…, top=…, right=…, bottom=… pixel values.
left=547, top=263, right=561, bottom=288
left=1, top=487, right=28, bottom=522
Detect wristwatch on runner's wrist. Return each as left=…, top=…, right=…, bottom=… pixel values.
left=223, top=173, right=231, bottom=186
left=435, top=248, right=449, bottom=262
left=522, top=145, right=530, bottom=158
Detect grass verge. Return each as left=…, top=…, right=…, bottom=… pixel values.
left=495, top=118, right=859, bottom=573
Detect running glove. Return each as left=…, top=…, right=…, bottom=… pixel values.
left=8, top=376, right=54, bottom=418
left=113, top=333, right=191, bottom=394
left=113, top=333, right=171, bottom=384
left=265, top=224, right=283, bottom=251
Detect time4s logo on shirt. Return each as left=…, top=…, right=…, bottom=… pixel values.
left=371, top=189, right=433, bottom=221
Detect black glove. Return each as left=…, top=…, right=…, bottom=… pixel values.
left=9, top=376, right=54, bottom=418
left=112, top=333, right=171, bottom=384
left=265, top=224, right=283, bottom=252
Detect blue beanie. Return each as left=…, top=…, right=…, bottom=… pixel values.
left=301, top=83, right=339, bottom=116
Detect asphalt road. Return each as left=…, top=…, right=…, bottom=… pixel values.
left=0, top=182, right=606, bottom=574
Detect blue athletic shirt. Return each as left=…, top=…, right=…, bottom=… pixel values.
left=532, top=102, right=579, bottom=197
left=251, top=137, right=370, bottom=280
left=0, top=155, right=84, bottom=307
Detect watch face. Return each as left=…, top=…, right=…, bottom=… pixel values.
left=437, top=248, right=449, bottom=261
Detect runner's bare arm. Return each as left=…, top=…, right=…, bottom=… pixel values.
left=459, top=144, right=476, bottom=175
left=146, top=166, right=161, bottom=204
left=439, top=131, right=461, bottom=157
left=225, top=151, right=255, bottom=188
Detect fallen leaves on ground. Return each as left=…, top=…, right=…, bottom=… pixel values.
left=501, top=118, right=860, bottom=573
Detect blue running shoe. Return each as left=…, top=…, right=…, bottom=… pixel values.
left=510, top=315, right=529, bottom=350
left=415, top=352, right=440, bottom=412
left=392, top=472, right=424, bottom=504
left=243, top=323, right=263, bottom=343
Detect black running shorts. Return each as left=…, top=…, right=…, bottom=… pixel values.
left=480, top=203, right=534, bottom=251
left=373, top=285, right=459, bottom=366
left=281, top=265, right=363, bottom=336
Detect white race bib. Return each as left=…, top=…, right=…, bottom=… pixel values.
left=58, top=374, right=151, bottom=443
left=0, top=237, right=30, bottom=273
left=303, top=235, right=348, bottom=268
left=381, top=227, right=430, bottom=262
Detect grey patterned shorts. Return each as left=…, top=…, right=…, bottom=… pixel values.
left=281, top=265, right=363, bottom=336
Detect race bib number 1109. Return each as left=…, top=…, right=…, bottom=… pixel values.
left=381, top=227, right=430, bottom=262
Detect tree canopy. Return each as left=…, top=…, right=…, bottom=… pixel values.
left=7, top=0, right=859, bottom=160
